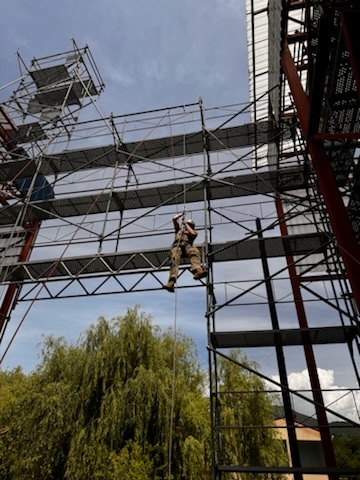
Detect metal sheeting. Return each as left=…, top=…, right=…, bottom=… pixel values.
left=0, top=167, right=305, bottom=225
left=11, top=122, right=45, bottom=144
left=0, top=121, right=276, bottom=180
left=2, top=232, right=327, bottom=283
left=210, top=325, right=358, bottom=348
left=210, top=232, right=327, bottom=263
left=29, top=65, right=70, bottom=89
left=32, top=80, right=97, bottom=109
left=246, top=0, right=269, bottom=122
left=0, top=157, right=40, bottom=181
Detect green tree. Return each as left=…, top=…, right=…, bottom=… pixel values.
left=218, top=350, right=288, bottom=480
left=0, top=307, right=210, bottom=480
left=0, top=367, right=34, bottom=479
left=0, top=308, right=288, bottom=480
left=333, top=435, right=360, bottom=479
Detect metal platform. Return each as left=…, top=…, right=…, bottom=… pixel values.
left=0, top=120, right=276, bottom=179
left=1, top=232, right=327, bottom=284
left=0, top=167, right=304, bottom=225
left=210, top=325, right=359, bottom=349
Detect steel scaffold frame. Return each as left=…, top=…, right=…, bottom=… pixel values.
left=0, top=9, right=360, bottom=477
left=208, top=1, right=360, bottom=479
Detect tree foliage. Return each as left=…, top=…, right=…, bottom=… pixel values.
left=218, top=351, right=288, bottom=480
left=0, top=307, right=286, bottom=479
left=0, top=307, right=209, bottom=479
left=333, top=435, right=360, bottom=479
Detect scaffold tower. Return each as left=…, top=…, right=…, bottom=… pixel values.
left=0, top=40, right=104, bottom=338
left=1, top=1, right=360, bottom=477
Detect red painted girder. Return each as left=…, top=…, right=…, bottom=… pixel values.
left=281, top=41, right=360, bottom=312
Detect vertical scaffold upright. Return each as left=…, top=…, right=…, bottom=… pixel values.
left=0, top=40, right=104, bottom=339
left=205, top=1, right=360, bottom=479
left=0, top=5, right=360, bottom=477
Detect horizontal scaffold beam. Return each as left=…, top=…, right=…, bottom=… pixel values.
left=2, top=232, right=328, bottom=284
left=0, top=167, right=304, bottom=225
left=210, top=325, right=358, bottom=349
left=0, top=121, right=276, bottom=180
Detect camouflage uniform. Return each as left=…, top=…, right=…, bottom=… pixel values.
left=164, top=218, right=207, bottom=292
left=168, top=228, right=203, bottom=280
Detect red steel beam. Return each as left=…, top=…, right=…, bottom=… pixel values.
left=276, top=196, right=338, bottom=477
left=0, top=222, right=40, bottom=339
left=281, top=40, right=360, bottom=311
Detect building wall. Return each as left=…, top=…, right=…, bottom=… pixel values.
left=274, top=418, right=328, bottom=480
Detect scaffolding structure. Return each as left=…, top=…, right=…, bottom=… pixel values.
left=0, top=2, right=360, bottom=478
left=0, top=40, right=104, bottom=338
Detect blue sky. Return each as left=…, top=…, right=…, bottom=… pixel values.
left=0, top=0, right=249, bottom=372
left=0, top=0, right=359, bottom=422
left=0, top=0, right=248, bottom=113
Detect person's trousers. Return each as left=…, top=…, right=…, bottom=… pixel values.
left=168, top=244, right=202, bottom=280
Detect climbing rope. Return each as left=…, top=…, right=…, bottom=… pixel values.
left=0, top=109, right=174, bottom=365
left=167, top=110, right=185, bottom=479
left=167, top=278, right=179, bottom=480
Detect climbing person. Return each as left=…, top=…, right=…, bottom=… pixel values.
left=163, top=212, right=207, bottom=293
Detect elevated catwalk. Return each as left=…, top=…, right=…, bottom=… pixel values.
left=1, top=21, right=360, bottom=479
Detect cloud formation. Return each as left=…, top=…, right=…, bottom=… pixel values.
left=272, top=368, right=360, bottom=423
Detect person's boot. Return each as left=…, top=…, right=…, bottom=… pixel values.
left=163, top=278, right=175, bottom=292
left=193, top=269, right=207, bottom=280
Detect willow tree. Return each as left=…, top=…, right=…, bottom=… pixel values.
left=0, top=307, right=210, bottom=480
left=0, top=309, right=288, bottom=480
left=218, top=350, right=288, bottom=480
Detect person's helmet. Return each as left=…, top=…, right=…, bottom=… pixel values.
left=187, top=219, right=195, bottom=227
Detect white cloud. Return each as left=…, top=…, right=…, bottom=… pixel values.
left=272, top=368, right=360, bottom=423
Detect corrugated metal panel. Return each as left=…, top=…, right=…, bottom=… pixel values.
left=246, top=0, right=269, bottom=125
left=268, top=0, right=282, bottom=124
left=246, top=0, right=305, bottom=168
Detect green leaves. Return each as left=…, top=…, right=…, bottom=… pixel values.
left=0, top=309, right=293, bottom=480
left=0, top=307, right=209, bottom=479
left=218, top=350, right=288, bottom=479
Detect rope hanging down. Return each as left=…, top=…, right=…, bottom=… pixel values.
left=0, top=109, right=174, bottom=364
